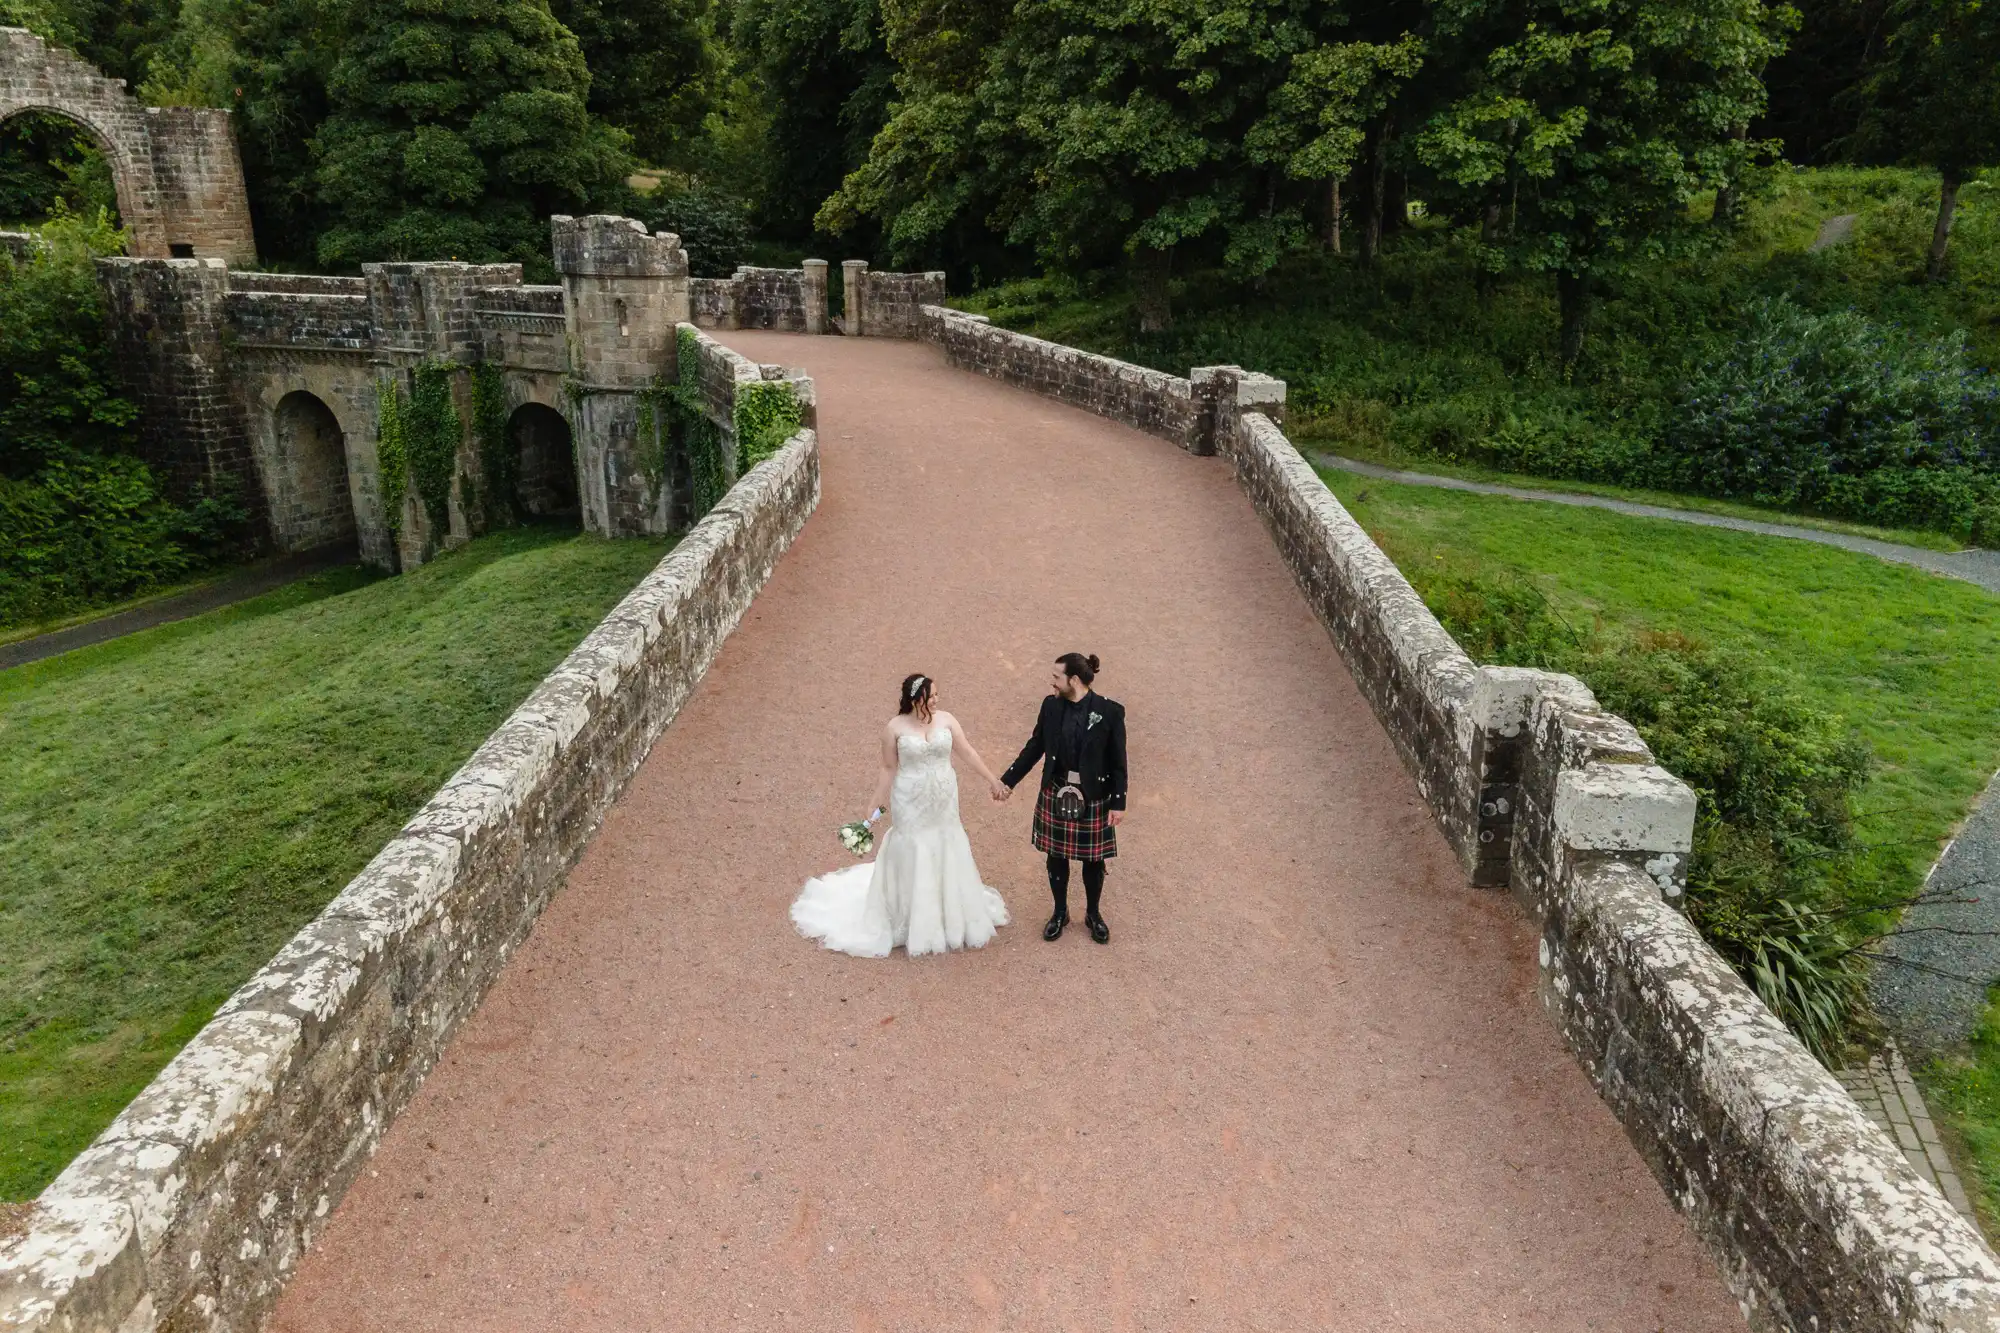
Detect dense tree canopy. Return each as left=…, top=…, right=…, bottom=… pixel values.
left=1413, top=0, right=1789, bottom=363
left=311, top=0, right=629, bottom=271
left=548, top=0, right=723, bottom=166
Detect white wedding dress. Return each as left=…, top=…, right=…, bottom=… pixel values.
left=792, top=727, right=1009, bottom=957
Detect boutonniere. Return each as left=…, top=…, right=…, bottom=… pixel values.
left=1088, top=711, right=1103, bottom=730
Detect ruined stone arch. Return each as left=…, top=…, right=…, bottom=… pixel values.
left=0, top=27, right=254, bottom=261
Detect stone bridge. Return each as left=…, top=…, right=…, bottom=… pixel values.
left=94, top=215, right=938, bottom=570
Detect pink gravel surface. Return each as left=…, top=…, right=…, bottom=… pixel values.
left=269, top=332, right=1741, bottom=1332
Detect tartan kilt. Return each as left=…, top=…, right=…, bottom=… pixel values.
left=1031, top=782, right=1117, bottom=860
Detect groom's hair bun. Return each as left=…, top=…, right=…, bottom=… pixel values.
left=1057, top=652, right=1099, bottom=685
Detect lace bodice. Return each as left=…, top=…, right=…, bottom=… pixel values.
left=891, top=728, right=959, bottom=832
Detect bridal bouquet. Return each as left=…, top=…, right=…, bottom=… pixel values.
left=839, top=809, right=883, bottom=857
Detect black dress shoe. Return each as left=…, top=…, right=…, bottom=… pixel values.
left=1043, top=911, right=1069, bottom=941
left=1086, top=912, right=1110, bottom=944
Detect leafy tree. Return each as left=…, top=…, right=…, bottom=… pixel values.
left=1410, top=0, right=1790, bottom=367
left=1858, top=0, right=2000, bottom=280
left=311, top=0, right=629, bottom=272
left=731, top=0, right=894, bottom=245
left=547, top=0, right=723, bottom=166
left=823, top=0, right=1362, bottom=328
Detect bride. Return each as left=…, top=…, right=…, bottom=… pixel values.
left=791, top=673, right=1011, bottom=957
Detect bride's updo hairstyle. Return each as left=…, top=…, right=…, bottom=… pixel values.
left=899, top=673, right=936, bottom=720
left=1057, top=652, right=1100, bottom=685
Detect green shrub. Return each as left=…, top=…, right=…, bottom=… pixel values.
left=1406, top=553, right=1873, bottom=1062
left=0, top=210, right=248, bottom=630
left=637, top=185, right=752, bottom=279
left=1666, top=298, right=2000, bottom=503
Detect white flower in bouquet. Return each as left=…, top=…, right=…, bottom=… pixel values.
left=838, top=808, right=882, bottom=857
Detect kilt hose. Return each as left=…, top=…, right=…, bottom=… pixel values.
left=1031, top=782, right=1117, bottom=860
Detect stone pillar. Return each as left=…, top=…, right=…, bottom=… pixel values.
left=841, top=260, right=868, bottom=336
left=95, top=255, right=267, bottom=542
left=801, top=259, right=829, bottom=335
left=553, top=214, right=690, bottom=537
left=1191, top=364, right=1288, bottom=458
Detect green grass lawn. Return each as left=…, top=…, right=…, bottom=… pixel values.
left=1313, top=469, right=2000, bottom=1214
left=1305, top=437, right=1970, bottom=553
left=0, top=525, right=673, bottom=1200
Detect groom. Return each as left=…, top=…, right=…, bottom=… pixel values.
left=998, top=652, right=1127, bottom=944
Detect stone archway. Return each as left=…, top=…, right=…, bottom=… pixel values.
left=271, top=391, right=356, bottom=550
left=508, top=402, right=578, bottom=521
left=0, top=26, right=255, bottom=261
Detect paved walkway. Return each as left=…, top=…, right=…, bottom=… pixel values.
left=270, top=334, right=1739, bottom=1331
left=1315, top=452, right=2000, bottom=594
left=0, top=542, right=358, bottom=670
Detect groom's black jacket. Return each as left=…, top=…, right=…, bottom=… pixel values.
left=1002, top=691, right=1128, bottom=811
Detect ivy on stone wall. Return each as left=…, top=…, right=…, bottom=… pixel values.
left=470, top=362, right=515, bottom=524
left=375, top=376, right=410, bottom=541
left=635, top=374, right=672, bottom=512
left=376, top=363, right=465, bottom=543
left=673, top=325, right=727, bottom=518
left=407, top=363, right=463, bottom=536
left=733, top=380, right=803, bottom=473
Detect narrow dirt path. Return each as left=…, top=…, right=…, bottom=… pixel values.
left=0, top=542, right=358, bottom=670
left=270, top=333, right=1739, bottom=1331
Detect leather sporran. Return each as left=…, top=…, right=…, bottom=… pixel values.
left=1054, top=771, right=1087, bottom=820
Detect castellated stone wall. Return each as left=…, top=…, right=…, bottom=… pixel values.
left=0, top=435, right=822, bottom=1333
left=1, top=28, right=255, bottom=263
left=1230, top=410, right=2000, bottom=1333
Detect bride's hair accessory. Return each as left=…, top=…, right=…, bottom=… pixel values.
left=898, top=672, right=935, bottom=717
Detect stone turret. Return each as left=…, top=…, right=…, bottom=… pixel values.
left=553, top=216, right=691, bottom=535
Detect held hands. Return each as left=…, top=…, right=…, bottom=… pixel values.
left=989, top=779, right=1011, bottom=803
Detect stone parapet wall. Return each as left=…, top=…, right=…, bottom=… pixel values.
left=916, top=305, right=1203, bottom=451
left=0, top=433, right=822, bottom=1333
left=678, top=323, right=818, bottom=484
left=228, top=273, right=365, bottom=296
left=688, top=265, right=830, bottom=334
left=841, top=263, right=944, bottom=338
left=225, top=291, right=372, bottom=350
left=1230, top=407, right=2000, bottom=1332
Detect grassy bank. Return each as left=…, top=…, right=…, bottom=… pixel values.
left=0, top=525, right=673, bottom=1199
left=1315, top=470, right=2000, bottom=1214
left=959, top=166, right=2000, bottom=543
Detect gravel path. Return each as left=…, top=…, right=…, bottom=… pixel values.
left=1873, top=768, right=2000, bottom=1051
left=0, top=542, right=358, bottom=670
left=1314, top=453, right=2000, bottom=594
left=269, top=334, right=1738, bottom=1332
